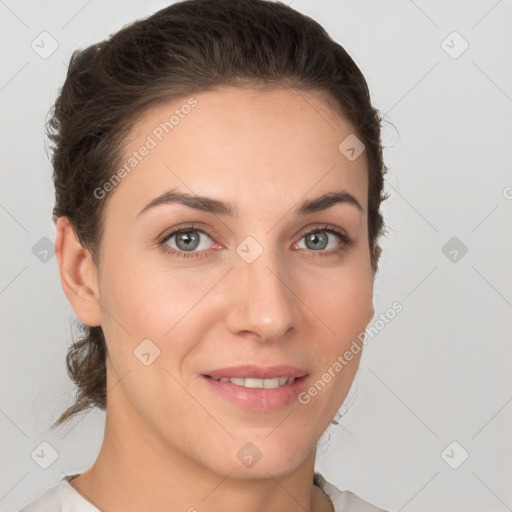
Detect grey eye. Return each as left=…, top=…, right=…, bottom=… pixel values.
left=166, top=230, right=213, bottom=252
left=303, top=231, right=329, bottom=251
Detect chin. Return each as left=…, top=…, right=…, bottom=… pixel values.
left=202, top=434, right=314, bottom=480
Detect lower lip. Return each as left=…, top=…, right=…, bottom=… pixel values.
left=201, top=374, right=310, bottom=411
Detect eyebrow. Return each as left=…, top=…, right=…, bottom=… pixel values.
left=136, top=188, right=363, bottom=219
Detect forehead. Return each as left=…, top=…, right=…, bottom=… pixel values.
left=103, top=86, right=368, bottom=223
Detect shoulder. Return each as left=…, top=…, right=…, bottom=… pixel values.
left=19, top=484, right=60, bottom=512
left=19, top=473, right=100, bottom=512
left=314, top=472, right=390, bottom=512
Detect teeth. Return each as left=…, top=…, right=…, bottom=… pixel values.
left=210, top=376, right=296, bottom=388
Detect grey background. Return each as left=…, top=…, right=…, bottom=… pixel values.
left=1, top=1, right=511, bottom=511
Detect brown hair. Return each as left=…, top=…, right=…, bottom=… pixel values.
left=48, top=0, right=389, bottom=429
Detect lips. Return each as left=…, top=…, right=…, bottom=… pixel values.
left=200, top=365, right=311, bottom=410
left=203, top=364, right=309, bottom=380
left=201, top=370, right=311, bottom=411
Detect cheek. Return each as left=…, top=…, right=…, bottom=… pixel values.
left=98, top=263, right=195, bottom=412
left=99, top=250, right=180, bottom=332
left=304, top=262, right=373, bottom=385
left=99, top=257, right=213, bottom=372
left=308, top=263, right=373, bottom=337
left=96, top=253, right=170, bottom=368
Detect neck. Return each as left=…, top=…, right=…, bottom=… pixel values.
left=69, top=385, right=331, bottom=512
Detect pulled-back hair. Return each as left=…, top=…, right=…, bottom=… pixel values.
left=48, top=0, right=389, bottom=429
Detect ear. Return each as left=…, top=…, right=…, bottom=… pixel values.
left=55, top=216, right=102, bottom=327
left=371, top=244, right=382, bottom=275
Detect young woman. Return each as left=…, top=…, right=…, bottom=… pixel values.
left=21, top=0, right=390, bottom=510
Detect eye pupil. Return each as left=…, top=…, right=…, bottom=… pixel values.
left=305, top=232, right=328, bottom=250
left=176, top=231, right=200, bottom=251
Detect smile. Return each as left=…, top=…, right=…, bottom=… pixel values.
left=208, top=376, right=296, bottom=388
left=202, top=374, right=310, bottom=411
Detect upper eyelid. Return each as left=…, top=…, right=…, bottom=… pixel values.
left=158, top=225, right=215, bottom=244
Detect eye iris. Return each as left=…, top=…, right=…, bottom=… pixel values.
left=305, top=231, right=328, bottom=250
left=176, top=231, right=200, bottom=251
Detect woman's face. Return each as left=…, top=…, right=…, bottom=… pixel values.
left=93, top=86, right=374, bottom=478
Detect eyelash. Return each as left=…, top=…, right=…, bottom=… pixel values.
left=157, top=223, right=354, bottom=260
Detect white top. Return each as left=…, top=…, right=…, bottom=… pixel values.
left=20, top=472, right=388, bottom=512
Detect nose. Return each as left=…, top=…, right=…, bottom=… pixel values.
left=223, top=245, right=300, bottom=343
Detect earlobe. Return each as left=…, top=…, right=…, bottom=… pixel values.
left=55, top=217, right=102, bottom=327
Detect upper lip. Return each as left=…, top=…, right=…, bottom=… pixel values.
left=203, top=365, right=309, bottom=379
